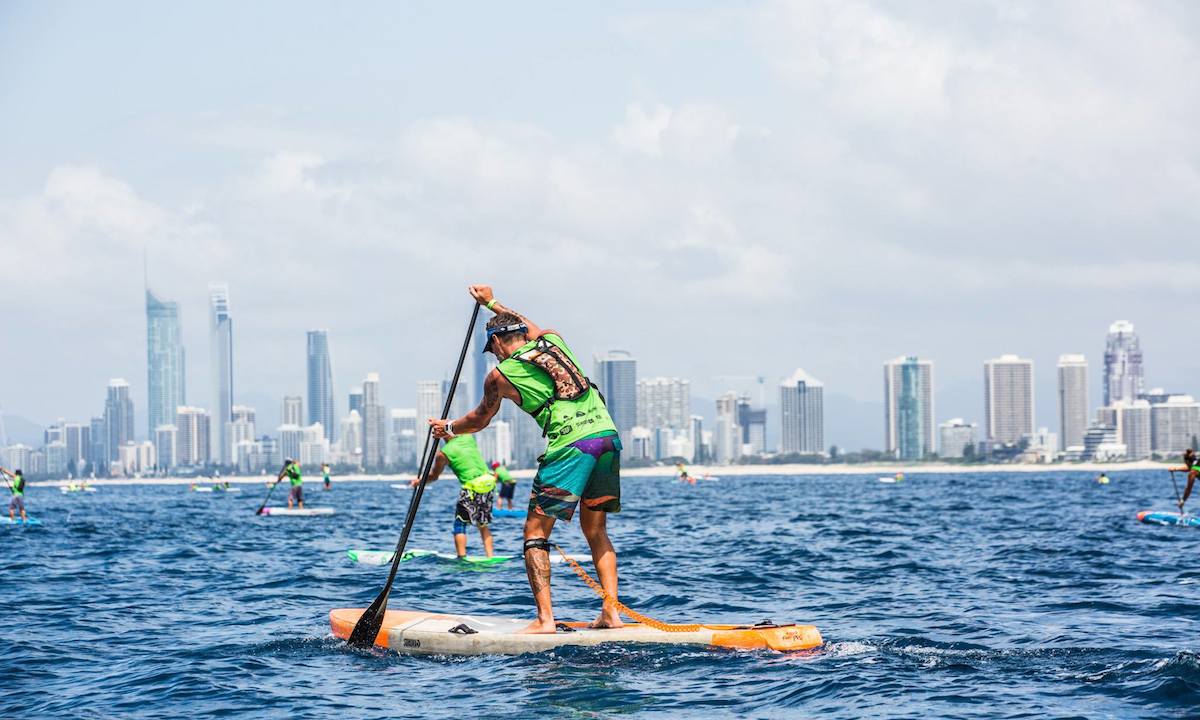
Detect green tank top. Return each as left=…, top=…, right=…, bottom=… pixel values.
left=442, top=435, right=496, bottom=494
left=497, top=333, right=617, bottom=451
left=11, top=475, right=24, bottom=497
left=286, top=464, right=302, bottom=487
left=494, top=466, right=514, bottom=485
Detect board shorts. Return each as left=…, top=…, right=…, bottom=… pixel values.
left=9, top=496, right=24, bottom=512
left=530, top=431, right=621, bottom=521
left=455, top=489, right=494, bottom=530
left=289, top=484, right=303, bottom=504
left=499, top=482, right=516, bottom=500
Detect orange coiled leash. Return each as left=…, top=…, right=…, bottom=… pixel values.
left=552, top=543, right=702, bottom=632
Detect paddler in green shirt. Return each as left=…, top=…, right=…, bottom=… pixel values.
left=412, top=434, right=496, bottom=558
left=322, top=463, right=331, bottom=491
left=2, top=467, right=28, bottom=522
left=492, top=461, right=517, bottom=509
left=280, top=459, right=304, bottom=509
left=430, top=285, right=625, bottom=634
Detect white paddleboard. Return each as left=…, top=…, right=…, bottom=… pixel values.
left=390, top=484, right=413, bottom=490
left=260, top=507, right=336, bottom=517
left=330, top=608, right=823, bottom=656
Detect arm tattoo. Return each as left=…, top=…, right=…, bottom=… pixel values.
left=526, top=549, right=551, bottom=595
left=482, top=379, right=501, bottom=413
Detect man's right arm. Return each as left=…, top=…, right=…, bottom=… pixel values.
left=469, top=285, right=544, bottom=339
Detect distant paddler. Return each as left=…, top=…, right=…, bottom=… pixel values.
left=430, top=285, right=624, bottom=633
left=322, top=463, right=332, bottom=491
left=412, top=434, right=496, bottom=558
left=1169, top=448, right=1198, bottom=511
left=1096, top=472, right=1110, bottom=485
left=676, top=462, right=696, bottom=485
left=1, top=468, right=28, bottom=522
left=493, top=461, right=517, bottom=509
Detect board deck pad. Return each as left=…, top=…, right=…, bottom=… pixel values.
left=260, top=507, right=335, bottom=517
left=1138, top=510, right=1200, bottom=527
left=331, top=608, right=822, bottom=656
left=346, top=548, right=583, bottom=566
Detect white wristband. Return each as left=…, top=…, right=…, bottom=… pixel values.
left=445, top=421, right=455, bottom=437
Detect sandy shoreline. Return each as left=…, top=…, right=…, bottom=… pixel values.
left=31, top=460, right=1173, bottom=487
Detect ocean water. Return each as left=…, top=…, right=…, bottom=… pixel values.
left=3, top=471, right=1197, bottom=719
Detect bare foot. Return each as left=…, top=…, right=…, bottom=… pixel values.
left=590, top=609, right=625, bottom=629
left=518, top=618, right=559, bottom=634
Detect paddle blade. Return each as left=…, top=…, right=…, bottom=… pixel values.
left=347, top=588, right=390, bottom=648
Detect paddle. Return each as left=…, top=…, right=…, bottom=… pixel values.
left=256, top=464, right=290, bottom=515
left=1170, top=469, right=1187, bottom=516
left=347, top=302, right=480, bottom=648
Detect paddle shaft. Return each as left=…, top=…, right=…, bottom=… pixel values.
left=1170, top=469, right=1185, bottom=509
left=347, top=302, right=480, bottom=647
left=256, top=466, right=290, bottom=515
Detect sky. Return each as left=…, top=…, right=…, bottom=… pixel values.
left=1, top=0, right=1198, bottom=448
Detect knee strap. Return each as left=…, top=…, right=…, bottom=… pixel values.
left=523, top=538, right=550, bottom=555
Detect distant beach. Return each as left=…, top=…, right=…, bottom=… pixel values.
left=32, top=459, right=1172, bottom=487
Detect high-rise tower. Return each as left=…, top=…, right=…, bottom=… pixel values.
left=984, top=355, right=1035, bottom=445
left=883, top=356, right=935, bottom=460
left=780, top=368, right=824, bottom=455
left=1104, top=321, right=1144, bottom=406
left=1057, top=354, right=1088, bottom=451
left=146, top=289, right=185, bottom=439
left=209, top=283, right=234, bottom=464
left=594, top=350, right=637, bottom=439
left=306, top=330, right=335, bottom=442
left=104, top=379, right=135, bottom=463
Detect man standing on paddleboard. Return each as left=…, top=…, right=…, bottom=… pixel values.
left=430, top=285, right=624, bottom=634
left=282, top=459, right=304, bottom=509
left=2, top=468, right=28, bottom=522
left=413, top=434, right=496, bottom=558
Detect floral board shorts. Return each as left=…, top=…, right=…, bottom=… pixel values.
left=455, top=489, right=495, bottom=528
left=529, top=431, right=621, bottom=521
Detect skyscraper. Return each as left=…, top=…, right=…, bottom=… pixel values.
left=175, top=406, right=210, bottom=467
left=984, top=355, right=1034, bottom=445
left=780, top=368, right=824, bottom=455
left=361, top=373, right=387, bottom=471
left=736, top=396, right=767, bottom=455
left=471, top=317, right=489, bottom=404
left=416, top=380, right=441, bottom=424
left=281, top=396, right=304, bottom=426
left=390, top=408, right=418, bottom=468
left=209, top=284, right=234, bottom=465
left=104, top=379, right=134, bottom=464
left=1150, top=395, right=1200, bottom=456
left=146, top=289, right=186, bottom=440
left=883, top=356, right=935, bottom=460
left=636, top=377, right=691, bottom=430
left=441, top=379, right=470, bottom=421
left=1057, top=354, right=1089, bottom=451
left=714, top=393, right=742, bottom=463
left=1104, top=321, right=1144, bottom=406
left=306, top=330, right=335, bottom=442
left=594, top=350, right=637, bottom=439
left=348, top=387, right=364, bottom=418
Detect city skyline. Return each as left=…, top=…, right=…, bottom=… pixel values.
left=4, top=3, right=1199, bottom=451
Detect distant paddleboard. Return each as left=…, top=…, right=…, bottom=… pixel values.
left=329, top=608, right=823, bottom=656
left=390, top=484, right=412, bottom=490
left=1137, top=510, right=1200, bottom=528
left=192, top=486, right=240, bottom=493
left=0, top=516, right=42, bottom=526
left=260, top=507, right=335, bottom=517
left=60, top=486, right=97, bottom=493
left=346, top=548, right=583, bottom=566
left=878, top=477, right=899, bottom=483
